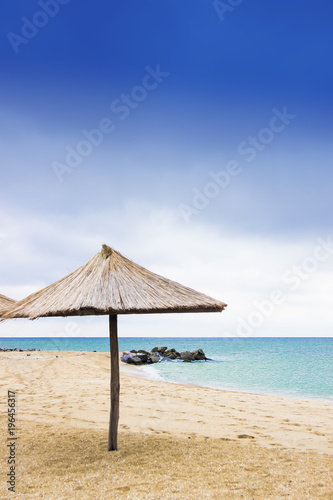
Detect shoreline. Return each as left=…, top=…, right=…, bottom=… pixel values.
left=120, top=353, right=333, bottom=404
left=2, top=347, right=331, bottom=403
left=1, top=350, right=333, bottom=498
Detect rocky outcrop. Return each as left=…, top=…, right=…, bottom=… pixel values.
left=151, top=346, right=167, bottom=354
left=121, top=353, right=143, bottom=365
left=0, top=348, right=38, bottom=352
left=136, top=353, right=148, bottom=363
left=149, top=352, right=161, bottom=363
left=191, top=348, right=206, bottom=360
left=180, top=351, right=195, bottom=362
left=121, top=346, right=209, bottom=365
left=165, top=349, right=179, bottom=360
left=137, top=349, right=150, bottom=355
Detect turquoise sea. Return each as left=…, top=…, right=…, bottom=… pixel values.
left=1, top=337, right=332, bottom=402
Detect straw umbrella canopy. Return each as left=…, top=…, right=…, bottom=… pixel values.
left=0, top=294, right=16, bottom=321
left=4, top=244, right=227, bottom=450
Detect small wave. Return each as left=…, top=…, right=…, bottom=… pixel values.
left=140, top=364, right=165, bottom=382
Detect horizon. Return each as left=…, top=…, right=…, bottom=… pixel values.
left=2, top=336, right=333, bottom=340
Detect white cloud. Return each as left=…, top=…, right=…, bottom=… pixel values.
left=1, top=203, right=333, bottom=338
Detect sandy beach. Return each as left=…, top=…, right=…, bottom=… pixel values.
left=1, top=351, right=332, bottom=499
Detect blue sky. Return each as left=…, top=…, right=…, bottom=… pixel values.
left=1, top=1, right=333, bottom=337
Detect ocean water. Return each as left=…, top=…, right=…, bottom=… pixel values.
left=1, top=337, right=332, bottom=402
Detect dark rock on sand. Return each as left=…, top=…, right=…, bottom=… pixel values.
left=136, top=353, right=148, bottom=363
left=121, top=353, right=143, bottom=365
left=131, top=356, right=143, bottom=365
left=0, top=347, right=38, bottom=352
left=121, top=354, right=131, bottom=362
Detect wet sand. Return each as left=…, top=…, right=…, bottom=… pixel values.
left=0, top=351, right=332, bottom=499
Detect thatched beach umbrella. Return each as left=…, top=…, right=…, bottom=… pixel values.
left=0, top=294, right=16, bottom=321
left=4, top=244, right=227, bottom=450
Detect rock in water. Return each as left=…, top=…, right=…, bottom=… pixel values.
left=180, top=351, right=195, bottom=362
left=164, top=348, right=175, bottom=356
left=121, top=347, right=208, bottom=364
left=191, top=349, right=206, bottom=360
left=137, top=349, right=150, bottom=355
left=136, top=353, right=148, bottom=363
left=151, top=346, right=168, bottom=354
left=149, top=352, right=161, bottom=363
left=164, top=348, right=181, bottom=359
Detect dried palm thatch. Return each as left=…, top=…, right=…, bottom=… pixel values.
left=3, top=244, right=227, bottom=451
left=4, top=245, right=226, bottom=319
left=0, top=294, right=16, bottom=321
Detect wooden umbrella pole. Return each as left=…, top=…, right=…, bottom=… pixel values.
left=108, top=314, right=120, bottom=451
